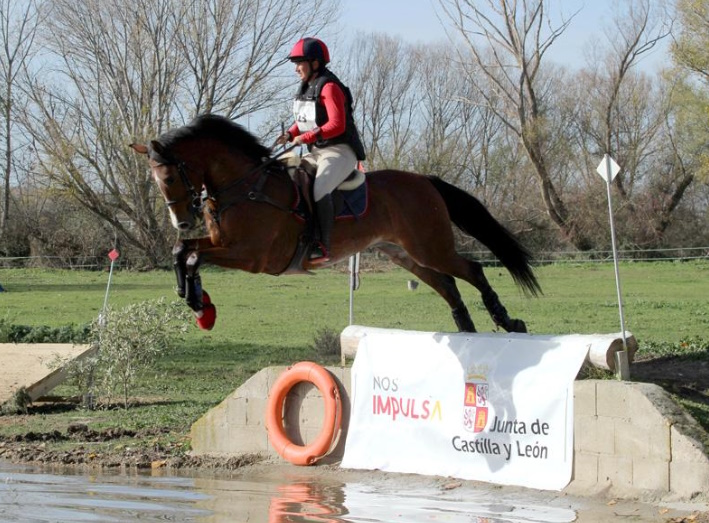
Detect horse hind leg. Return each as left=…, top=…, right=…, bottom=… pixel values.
left=460, top=258, right=527, bottom=333
left=376, top=244, right=476, bottom=332
left=399, top=241, right=527, bottom=333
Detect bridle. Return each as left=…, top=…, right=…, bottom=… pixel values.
left=150, top=148, right=204, bottom=220
left=151, top=143, right=300, bottom=223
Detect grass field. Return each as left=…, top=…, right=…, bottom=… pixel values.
left=0, top=260, right=707, bottom=454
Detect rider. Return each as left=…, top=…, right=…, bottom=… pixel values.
left=276, top=37, right=366, bottom=264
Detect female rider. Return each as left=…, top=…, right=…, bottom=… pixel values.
left=276, top=37, right=366, bottom=264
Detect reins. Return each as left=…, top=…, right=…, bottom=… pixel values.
left=209, top=143, right=299, bottom=201
left=200, top=143, right=301, bottom=221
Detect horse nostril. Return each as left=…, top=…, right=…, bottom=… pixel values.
left=178, top=222, right=191, bottom=231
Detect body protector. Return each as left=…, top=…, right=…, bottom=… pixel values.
left=292, top=69, right=366, bottom=161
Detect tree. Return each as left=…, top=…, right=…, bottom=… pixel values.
left=21, top=0, right=337, bottom=266
left=671, top=0, right=709, bottom=184
left=0, top=0, right=40, bottom=245
left=672, top=0, right=709, bottom=84
left=345, top=34, right=420, bottom=169
left=438, top=0, right=675, bottom=251
left=439, top=0, right=587, bottom=246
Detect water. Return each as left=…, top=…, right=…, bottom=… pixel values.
left=0, top=461, right=704, bottom=522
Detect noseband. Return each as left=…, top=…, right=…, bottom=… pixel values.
left=150, top=148, right=204, bottom=219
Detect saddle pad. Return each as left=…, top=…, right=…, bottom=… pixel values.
left=337, top=180, right=369, bottom=220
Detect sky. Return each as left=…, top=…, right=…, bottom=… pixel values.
left=337, top=0, right=671, bottom=72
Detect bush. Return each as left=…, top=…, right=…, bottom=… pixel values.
left=55, top=298, right=191, bottom=409
left=0, top=319, right=90, bottom=343
left=310, top=327, right=341, bottom=361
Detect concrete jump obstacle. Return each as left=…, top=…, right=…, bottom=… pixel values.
left=190, top=329, right=709, bottom=501
left=0, top=343, right=95, bottom=405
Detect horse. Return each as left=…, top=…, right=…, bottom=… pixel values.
left=130, top=114, right=541, bottom=332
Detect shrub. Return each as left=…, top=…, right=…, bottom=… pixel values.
left=0, top=319, right=90, bottom=344
left=310, top=327, right=341, bottom=361
left=54, top=298, right=191, bottom=409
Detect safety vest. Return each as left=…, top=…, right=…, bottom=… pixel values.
left=292, top=70, right=366, bottom=161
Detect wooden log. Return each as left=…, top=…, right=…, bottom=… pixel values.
left=340, top=326, right=637, bottom=371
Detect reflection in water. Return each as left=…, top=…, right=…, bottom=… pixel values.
left=0, top=467, right=210, bottom=522
left=195, top=474, right=577, bottom=523
left=268, top=482, right=346, bottom=522
left=0, top=462, right=581, bottom=523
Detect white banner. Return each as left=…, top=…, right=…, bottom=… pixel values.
left=341, top=330, right=590, bottom=490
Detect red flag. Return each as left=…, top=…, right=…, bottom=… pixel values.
left=108, top=249, right=120, bottom=261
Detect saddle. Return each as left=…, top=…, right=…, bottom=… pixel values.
left=278, top=151, right=366, bottom=217
left=277, top=151, right=368, bottom=274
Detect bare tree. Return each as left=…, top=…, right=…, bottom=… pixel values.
left=345, top=34, right=420, bottom=169
left=21, top=0, right=337, bottom=265
left=438, top=0, right=587, bottom=246
left=583, top=0, right=670, bottom=203
left=178, top=0, right=337, bottom=119
left=0, top=0, right=40, bottom=241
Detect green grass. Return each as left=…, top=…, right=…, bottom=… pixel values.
left=3, top=261, right=709, bottom=342
left=0, top=260, right=707, bottom=454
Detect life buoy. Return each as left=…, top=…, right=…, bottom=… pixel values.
left=266, top=361, right=342, bottom=466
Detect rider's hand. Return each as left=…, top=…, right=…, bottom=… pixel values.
left=275, top=132, right=291, bottom=145
left=292, top=135, right=305, bottom=146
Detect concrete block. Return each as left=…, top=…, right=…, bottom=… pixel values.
left=670, top=459, right=709, bottom=499
left=242, top=366, right=281, bottom=397
left=245, top=397, right=266, bottom=427
left=632, top=458, right=669, bottom=492
left=596, top=380, right=630, bottom=419
left=598, top=454, right=633, bottom=488
left=225, top=398, right=247, bottom=427
left=615, top=418, right=670, bottom=461
left=575, top=415, right=615, bottom=455
left=668, top=425, right=709, bottom=498
left=629, top=385, right=673, bottom=430
left=230, top=425, right=269, bottom=454
left=573, top=381, right=596, bottom=416
left=571, top=451, right=598, bottom=484
left=670, top=425, right=709, bottom=462
left=191, top=370, right=709, bottom=501
left=648, top=424, right=671, bottom=461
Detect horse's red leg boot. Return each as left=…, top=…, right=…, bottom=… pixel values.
left=195, top=290, right=217, bottom=330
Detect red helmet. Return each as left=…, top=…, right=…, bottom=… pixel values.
left=288, top=37, right=330, bottom=64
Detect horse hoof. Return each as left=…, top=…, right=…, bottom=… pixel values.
left=196, top=303, right=217, bottom=330
left=511, top=319, right=527, bottom=333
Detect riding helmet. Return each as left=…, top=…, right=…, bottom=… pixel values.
left=288, top=37, right=330, bottom=64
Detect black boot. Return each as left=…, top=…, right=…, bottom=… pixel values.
left=310, top=193, right=334, bottom=264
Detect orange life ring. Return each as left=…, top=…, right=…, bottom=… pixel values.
left=266, top=361, right=342, bottom=466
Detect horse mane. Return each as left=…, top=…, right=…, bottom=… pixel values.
left=158, top=114, right=271, bottom=162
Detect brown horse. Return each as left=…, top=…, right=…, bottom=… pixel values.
left=130, top=114, right=540, bottom=332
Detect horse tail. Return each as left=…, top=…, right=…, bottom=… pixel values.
left=427, top=175, right=542, bottom=297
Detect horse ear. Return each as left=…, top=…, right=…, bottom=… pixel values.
left=129, top=143, right=148, bottom=155
left=150, top=140, right=166, bottom=156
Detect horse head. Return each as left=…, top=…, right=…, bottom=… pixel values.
left=131, top=115, right=273, bottom=233
left=130, top=139, right=204, bottom=231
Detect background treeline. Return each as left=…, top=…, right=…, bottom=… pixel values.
left=0, top=0, right=708, bottom=268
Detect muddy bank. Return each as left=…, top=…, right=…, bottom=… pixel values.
left=0, top=423, right=265, bottom=471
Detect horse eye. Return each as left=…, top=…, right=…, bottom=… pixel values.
left=163, top=175, right=176, bottom=186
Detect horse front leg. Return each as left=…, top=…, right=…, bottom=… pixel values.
left=173, top=241, right=188, bottom=298
left=183, top=251, right=217, bottom=330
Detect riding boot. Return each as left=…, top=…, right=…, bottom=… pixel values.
left=310, top=193, right=334, bottom=264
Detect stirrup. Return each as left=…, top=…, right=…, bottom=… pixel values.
left=308, top=242, right=330, bottom=264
